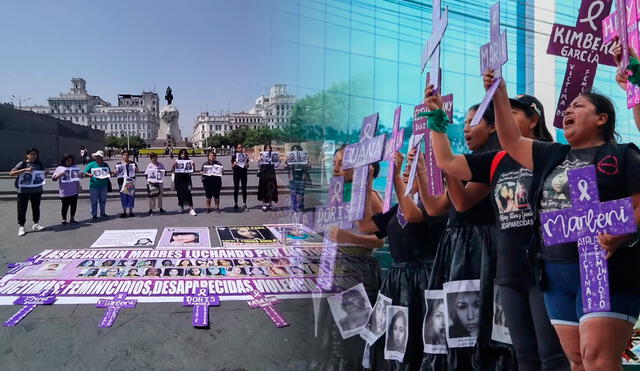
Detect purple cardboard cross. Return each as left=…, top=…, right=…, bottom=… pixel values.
left=602, top=0, right=640, bottom=108
left=540, top=166, right=637, bottom=313
left=471, top=2, right=508, bottom=127
left=412, top=75, right=453, bottom=197
left=547, top=0, right=615, bottom=128
left=342, top=113, right=385, bottom=222
left=95, top=292, right=137, bottom=328
left=313, top=176, right=353, bottom=233
left=382, top=106, right=405, bottom=213
left=6, top=255, right=45, bottom=274
left=421, top=0, right=448, bottom=93
left=247, top=285, right=289, bottom=328
left=183, top=288, right=220, bottom=328
left=4, top=290, right=56, bottom=327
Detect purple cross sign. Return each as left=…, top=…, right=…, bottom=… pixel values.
left=183, top=288, right=220, bottom=328
left=6, top=255, right=45, bottom=275
left=343, top=113, right=385, bottom=222
left=382, top=106, right=405, bottom=213
left=313, top=176, right=353, bottom=233
left=602, top=0, right=640, bottom=108
left=540, top=166, right=637, bottom=313
left=96, top=292, right=137, bottom=328
left=421, top=0, right=448, bottom=93
left=4, top=290, right=56, bottom=327
left=471, top=2, right=508, bottom=127
left=247, top=285, right=289, bottom=328
left=547, top=0, right=616, bottom=128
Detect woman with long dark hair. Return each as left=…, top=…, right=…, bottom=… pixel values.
left=10, top=148, right=46, bottom=236
left=171, top=149, right=196, bottom=215
left=487, top=67, right=640, bottom=370
left=427, top=84, right=569, bottom=370
left=257, top=144, right=278, bottom=211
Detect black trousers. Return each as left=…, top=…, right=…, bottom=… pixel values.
left=499, top=283, right=570, bottom=371
left=61, top=194, right=78, bottom=220
left=17, top=192, right=42, bottom=226
left=233, top=170, right=248, bottom=205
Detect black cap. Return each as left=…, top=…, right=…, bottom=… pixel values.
left=509, top=94, right=544, bottom=118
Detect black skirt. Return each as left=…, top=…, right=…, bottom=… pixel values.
left=368, top=261, right=433, bottom=371
left=420, top=224, right=517, bottom=371
left=258, top=177, right=278, bottom=203
left=174, top=173, right=192, bottom=207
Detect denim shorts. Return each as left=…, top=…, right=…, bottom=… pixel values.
left=542, top=261, right=640, bottom=326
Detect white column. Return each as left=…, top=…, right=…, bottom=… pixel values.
left=534, top=0, right=557, bottom=139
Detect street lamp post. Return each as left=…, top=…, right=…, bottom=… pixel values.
left=11, top=95, right=31, bottom=109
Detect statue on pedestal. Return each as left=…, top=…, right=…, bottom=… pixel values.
left=156, top=86, right=182, bottom=144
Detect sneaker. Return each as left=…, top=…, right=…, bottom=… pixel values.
left=159, top=208, right=166, bottom=214
left=216, top=208, right=221, bottom=213
left=189, top=209, right=197, bottom=216
left=70, top=219, right=79, bottom=224
left=243, top=204, right=248, bottom=211
left=267, top=204, right=273, bottom=211
left=101, top=214, right=109, bottom=219
left=61, top=220, right=67, bottom=225
left=128, top=212, right=134, bottom=217
left=207, top=208, right=211, bottom=214
left=148, top=210, right=154, bottom=216
left=32, top=223, right=45, bottom=231
left=262, top=205, right=268, bottom=212
left=119, top=213, right=128, bottom=219
left=18, top=226, right=26, bottom=236
left=91, top=216, right=98, bottom=222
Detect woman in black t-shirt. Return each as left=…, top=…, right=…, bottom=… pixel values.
left=257, top=144, right=278, bottom=211
left=201, top=150, right=223, bottom=213
left=486, top=69, right=640, bottom=370
left=425, top=85, right=569, bottom=370
left=357, top=150, right=447, bottom=369
left=416, top=100, right=516, bottom=371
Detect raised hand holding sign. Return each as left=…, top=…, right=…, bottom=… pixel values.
left=539, top=166, right=636, bottom=313
left=382, top=107, right=405, bottom=213
left=471, top=2, right=508, bottom=127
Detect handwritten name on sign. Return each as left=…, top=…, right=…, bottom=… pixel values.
left=540, top=166, right=636, bottom=313
left=247, top=287, right=289, bottom=328
left=4, top=290, right=56, bottom=327
left=342, top=135, right=386, bottom=170
left=96, top=292, right=137, bottom=328
left=183, top=289, right=220, bottom=328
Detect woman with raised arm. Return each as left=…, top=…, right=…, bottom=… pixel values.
left=426, top=85, right=569, bottom=370
left=487, top=69, right=640, bottom=371
left=357, top=150, right=447, bottom=369
left=417, top=94, right=516, bottom=370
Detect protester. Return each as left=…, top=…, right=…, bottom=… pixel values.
left=10, top=148, right=46, bottom=236
left=84, top=150, right=112, bottom=221
left=80, top=146, right=88, bottom=165
left=357, top=151, right=447, bottom=369
left=426, top=85, right=569, bottom=370
left=201, top=150, right=223, bottom=213
left=257, top=144, right=278, bottom=211
left=415, top=98, right=516, bottom=369
left=171, top=149, right=196, bottom=215
left=145, top=153, right=166, bottom=215
left=486, top=68, right=640, bottom=371
left=286, top=144, right=309, bottom=212
left=52, top=153, right=82, bottom=225
left=231, top=143, right=249, bottom=211
left=115, top=150, right=137, bottom=218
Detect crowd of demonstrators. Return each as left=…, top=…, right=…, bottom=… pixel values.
left=9, top=143, right=288, bottom=236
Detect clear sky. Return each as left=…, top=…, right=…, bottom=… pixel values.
left=0, top=0, right=285, bottom=136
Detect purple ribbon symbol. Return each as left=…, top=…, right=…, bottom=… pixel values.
left=183, top=288, right=220, bottom=328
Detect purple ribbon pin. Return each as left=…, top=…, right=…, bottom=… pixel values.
left=182, top=288, right=220, bottom=328
left=4, top=290, right=56, bottom=327
left=95, top=292, right=137, bottom=328
left=247, top=285, right=289, bottom=328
